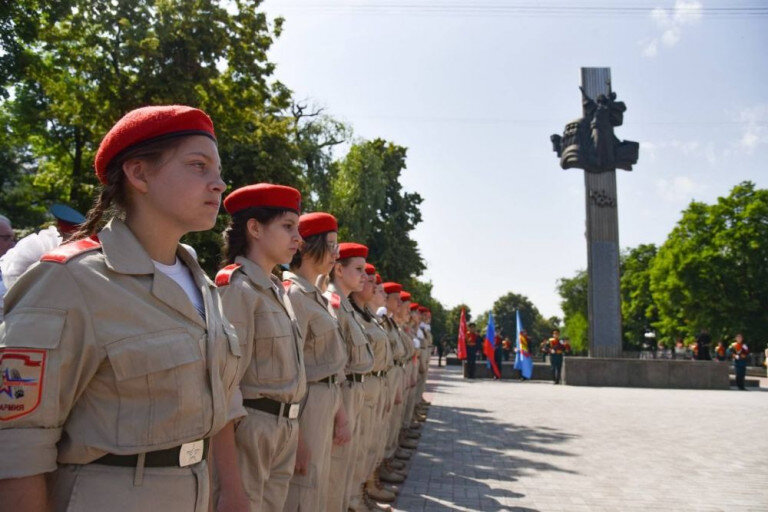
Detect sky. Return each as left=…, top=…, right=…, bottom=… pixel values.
left=259, top=0, right=768, bottom=322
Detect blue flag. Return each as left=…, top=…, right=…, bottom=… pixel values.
left=483, top=312, right=501, bottom=378
left=513, top=310, right=533, bottom=379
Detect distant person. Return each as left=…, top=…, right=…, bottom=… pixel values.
left=493, top=334, right=503, bottom=380
left=695, top=329, right=712, bottom=360
left=547, top=330, right=571, bottom=384
left=714, top=340, right=727, bottom=362
left=539, top=339, right=549, bottom=362
left=727, top=334, right=750, bottom=390
left=436, top=335, right=447, bottom=367
left=501, top=336, right=512, bottom=361
left=465, top=322, right=480, bottom=378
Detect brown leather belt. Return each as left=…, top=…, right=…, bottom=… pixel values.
left=92, top=439, right=209, bottom=468
left=346, top=373, right=365, bottom=383
left=316, top=374, right=339, bottom=384
left=244, top=397, right=301, bottom=419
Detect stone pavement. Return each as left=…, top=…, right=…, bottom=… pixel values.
left=393, top=358, right=768, bottom=512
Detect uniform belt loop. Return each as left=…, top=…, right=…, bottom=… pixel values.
left=133, top=453, right=146, bottom=487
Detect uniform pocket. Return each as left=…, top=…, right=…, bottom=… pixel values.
left=253, top=310, right=295, bottom=383
left=105, top=328, right=206, bottom=447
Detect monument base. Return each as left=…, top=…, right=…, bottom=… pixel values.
left=461, top=361, right=552, bottom=380
left=563, top=358, right=729, bottom=389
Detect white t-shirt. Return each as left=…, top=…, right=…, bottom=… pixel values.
left=153, top=258, right=205, bottom=319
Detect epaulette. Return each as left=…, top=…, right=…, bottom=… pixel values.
left=282, top=279, right=293, bottom=291
left=40, top=237, right=101, bottom=264
left=328, top=292, right=341, bottom=309
left=215, top=263, right=242, bottom=287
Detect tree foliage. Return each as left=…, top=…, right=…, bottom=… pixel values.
left=620, top=244, right=658, bottom=350
left=443, top=304, right=471, bottom=350
left=649, top=182, right=768, bottom=351
left=556, top=270, right=589, bottom=353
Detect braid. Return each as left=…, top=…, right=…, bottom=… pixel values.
left=68, top=170, right=125, bottom=241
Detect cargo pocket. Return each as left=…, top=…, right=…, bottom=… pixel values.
left=105, top=328, right=206, bottom=447
left=253, top=309, right=294, bottom=383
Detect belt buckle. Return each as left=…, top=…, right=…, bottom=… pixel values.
left=179, top=440, right=205, bottom=467
left=288, top=403, right=300, bottom=419
left=359, top=374, right=365, bottom=383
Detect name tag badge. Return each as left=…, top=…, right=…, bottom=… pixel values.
left=288, top=403, right=300, bottom=420
left=179, top=440, right=205, bottom=467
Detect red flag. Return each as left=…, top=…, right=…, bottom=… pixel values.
left=457, top=308, right=467, bottom=360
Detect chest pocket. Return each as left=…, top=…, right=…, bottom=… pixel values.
left=306, top=307, right=342, bottom=366
left=252, top=308, right=296, bottom=383
left=105, top=328, right=206, bottom=447
left=346, top=313, right=372, bottom=367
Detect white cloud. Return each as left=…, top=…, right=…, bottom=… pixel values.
left=737, top=104, right=768, bottom=153
left=655, top=175, right=705, bottom=203
left=643, top=0, right=703, bottom=58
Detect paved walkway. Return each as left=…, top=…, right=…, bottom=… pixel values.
left=394, top=359, right=768, bottom=512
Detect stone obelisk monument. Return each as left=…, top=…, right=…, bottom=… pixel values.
left=551, top=67, right=639, bottom=358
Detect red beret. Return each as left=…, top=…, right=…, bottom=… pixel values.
left=224, top=183, right=301, bottom=215
left=400, top=291, right=411, bottom=302
left=410, top=303, right=420, bottom=311
left=299, top=212, right=337, bottom=239
left=95, top=105, right=215, bottom=184
left=338, top=242, right=368, bottom=260
left=375, top=273, right=382, bottom=284
left=383, top=282, right=402, bottom=294
left=365, top=263, right=376, bottom=275
left=418, top=306, right=429, bottom=313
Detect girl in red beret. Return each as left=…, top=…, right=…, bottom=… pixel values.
left=283, top=212, right=350, bottom=512
left=324, top=243, right=374, bottom=510
left=0, top=105, right=244, bottom=512
left=215, top=183, right=305, bottom=510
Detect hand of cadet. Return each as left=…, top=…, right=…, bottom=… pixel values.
left=294, top=435, right=311, bottom=476
left=394, top=389, right=403, bottom=405
left=333, top=418, right=351, bottom=446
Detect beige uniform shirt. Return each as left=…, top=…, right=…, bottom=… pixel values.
left=399, top=324, right=417, bottom=359
left=0, top=219, right=244, bottom=480
left=325, top=283, right=373, bottom=375
left=283, top=271, right=346, bottom=383
left=354, top=305, right=393, bottom=372
left=380, top=314, right=407, bottom=364
left=219, top=257, right=306, bottom=404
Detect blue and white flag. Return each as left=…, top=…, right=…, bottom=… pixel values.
left=513, top=310, right=533, bottom=379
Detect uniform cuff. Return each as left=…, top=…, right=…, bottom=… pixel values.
left=0, top=427, right=61, bottom=478
left=226, top=387, right=246, bottom=422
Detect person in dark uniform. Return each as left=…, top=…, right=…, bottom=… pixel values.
left=727, top=334, right=750, bottom=390
left=548, top=330, right=571, bottom=384
left=436, top=335, right=447, bottom=367
left=695, top=329, right=712, bottom=360
left=465, top=322, right=479, bottom=378
left=49, top=203, right=86, bottom=238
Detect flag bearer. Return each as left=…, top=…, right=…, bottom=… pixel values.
left=548, top=329, right=571, bottom=384
left=727, top=334, right=750, bottom=391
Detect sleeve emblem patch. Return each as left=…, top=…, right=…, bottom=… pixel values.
left=0, top=349, right=46, bottom=421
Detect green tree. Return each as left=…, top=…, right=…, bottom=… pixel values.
left=443, top=304, right=471, bottom=351
left=620, top=244, right=659, bottom=350
left=327, top=138, right=425, bottom=283
left=556, top=270, right=589, bottom=353
left=649, top=182, right=768, bottom=352
left=488, top=291, right=554, bottom=346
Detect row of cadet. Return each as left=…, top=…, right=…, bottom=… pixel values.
left=0, top=105, right=433, bottom=512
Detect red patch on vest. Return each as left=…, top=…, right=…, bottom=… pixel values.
left=0, top=349, right=46, bottom=421
left=215, top=263, right=242, bottom=287
left=329, top=292, right=341, bottom=309
left=40, top=237, right=101, bottom=263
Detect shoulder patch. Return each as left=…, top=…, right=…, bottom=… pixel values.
left=0, top=349, right=46, bottom=421
left=40, top=237, right=101, bottom=264
left=329, top=292, right=341, bottom=309
left=215, top=263, right=242, bottom=287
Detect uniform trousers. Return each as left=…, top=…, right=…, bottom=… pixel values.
left=349, top=375, right=385, bottom=504
left=415, top=348, right=429, bottom=400
left=284, top=381, right=342, bottom=512
left=402, top=359, right=418, bottom=429
left=370, top=374, right=390, bottom=468
left=384, top=366, right=405, bottom=459
left=326, top=381, right=365, bottom=512
left=51, top=460, right=209, bottom=512
left=233, top=407, right=299, bottom=511
left=550, top=353, right=564, bottom=383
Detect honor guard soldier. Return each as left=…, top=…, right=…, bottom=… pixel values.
left=216, top=183, right=307, bottom=510
left=283, top=212, right=351, bottom=512
left=465, top=322, right=480, bottom=378
left=727, top=334, right=750, bottom=390
left=548, top=329, right=571, bottom=384
left=0, top=106, right=245, bottom=512
left=325, top=242, right=374, bottom=511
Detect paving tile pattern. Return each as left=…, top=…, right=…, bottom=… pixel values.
left=394, top=359, right=768, bottom=512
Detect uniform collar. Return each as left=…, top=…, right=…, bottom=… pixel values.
left=327, top=282, right=353, bottom=312
left=235, top=255, right=277, bottom=292
left=99, top=218, right=155, bottom=275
